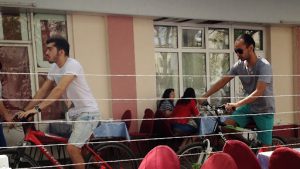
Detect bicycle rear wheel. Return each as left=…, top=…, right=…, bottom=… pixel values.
left=0, top=149, right=39, bottom=168
left=177, top=142, right=208, bottom=169
left=85, top=142, right=137, bottom=169
left=272, top=136, right=287, bottom=146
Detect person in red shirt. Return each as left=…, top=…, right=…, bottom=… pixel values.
left=171, top=87, right=200, bottom=135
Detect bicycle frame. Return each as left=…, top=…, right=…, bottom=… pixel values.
left=22, top=123, right=112, bottom=169
left=203, top=105, right=260, bottom=148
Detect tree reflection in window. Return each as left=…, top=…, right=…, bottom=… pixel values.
left=154, top=26, right=178, bottom=48
left=182, top=52, right=206, bottom=96
left=0, top=46, right=31, bottom=111
left=155, top=52, right=179, bottom=98
left=208, top=28, right=229, bottom=49
left=0, top=12, right=28, bottom=40
left=209, top=53, right=230, bottom=105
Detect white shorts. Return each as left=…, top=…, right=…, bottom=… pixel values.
left=68, top=112, right=100, bottom=148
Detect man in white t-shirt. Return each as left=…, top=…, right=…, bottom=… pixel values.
left=18, top=36, right=100, bottom=169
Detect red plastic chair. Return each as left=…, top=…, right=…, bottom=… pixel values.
left=130, top=108, right=155, bottom=138
left=223, top=140, right=261, bottom=169
left=138, top=145, right=180, bottom=169
left=201, top=152, right=238, bottom=169
left=121, top=109, right=132, bottom=130
left=269, top=147, right=300, bottom=169
left=130, top=109, right=155, bottom=156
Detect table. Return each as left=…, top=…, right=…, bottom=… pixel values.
left=93, top=121, right=130, bottom=140
left=257, top=148, right=300, bottom=169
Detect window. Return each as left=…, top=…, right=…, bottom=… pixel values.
left=154, top=24, right=265, bottom=105
left=0, top=11, right=68, bottom=121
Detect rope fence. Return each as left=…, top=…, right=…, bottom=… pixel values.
left=1, top=72, right=300, bottom=168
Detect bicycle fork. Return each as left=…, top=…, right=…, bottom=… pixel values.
left=197, top=139, right=213, bottom=165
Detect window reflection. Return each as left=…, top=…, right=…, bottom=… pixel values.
left=209, top=53, right=230, bottom=105
left=155, top=52, right=179, bottom=98
left=154, top=26, right=178, bottom=48
left=182, top=52, right=206, bottom=96
left=0, top=46, right=31, bottom=110
left=182, top=29, right=204, bottom=48
left=208, top=28, right=229, bottom=49
left=0, top=12, right=28, bottom=40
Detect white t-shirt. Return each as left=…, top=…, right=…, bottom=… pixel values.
left=47, top=58, right=99, bottom=117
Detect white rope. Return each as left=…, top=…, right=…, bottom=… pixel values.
left=3, top=71, right=300, bottom=77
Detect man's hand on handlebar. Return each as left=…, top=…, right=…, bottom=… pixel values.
left=225, top=103, right=237, bottom=113
left=198, top=97, right=209, bottom=106
left=17, top=109, right=38, bottom=119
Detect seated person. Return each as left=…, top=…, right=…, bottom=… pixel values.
left=157, top=88, right=175, bottom=117
left=170, top=88, right=200, bottom=135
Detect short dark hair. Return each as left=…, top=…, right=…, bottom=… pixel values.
left=237, top=33, right=255, bottom=51
left=46, top=35, right=70, bottom=56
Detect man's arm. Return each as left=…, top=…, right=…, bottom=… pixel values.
left=24, top=79, right=55, bottom=111
left=19, top=74, right=75, bottom=118
left=233, top=81, right=266, bottom=107
left=226, top=81, right=267, bottom=112
left=38, top=74, right=75, bottom=111
left=202, top=76, right=233, bottom=99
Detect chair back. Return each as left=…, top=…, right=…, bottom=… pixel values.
left=139, top=108, right=155, bottom=134
left=121, top=110, right=132, bottom=130
left=155, top=110, right=175, bottom=136
left=223, top=140, right=261, bottom=169
left=201, top=152, right=238, bottom=169
left=138, top=145, right=180, bottom=169
left=269, top=147, right=300, bottom=169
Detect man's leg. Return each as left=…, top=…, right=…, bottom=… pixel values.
left=224, top=105, right=251, bottom=140
left=225, top=105, right=251, bottom=127
left=253, top=113, right=274, bottom=146
left=68, top=112, right=99, bottom=169
left=67, top=144, right=85, bottom=169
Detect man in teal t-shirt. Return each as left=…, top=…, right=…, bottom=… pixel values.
left=201, top=34, right=275, bottom=145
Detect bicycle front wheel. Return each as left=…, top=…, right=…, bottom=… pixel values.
left=0, top=149, right=39, bottom=168
left=85, top=142, right=137, bottom=169
left=177, top=142, right=208, bottom=169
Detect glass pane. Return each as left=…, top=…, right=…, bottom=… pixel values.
left=209, top=53, right=230, bottom=105
left=34, top=14, right=67, bottom=68
left=208, top=28, right=229, bottom=49
left=38, top=74, right=67, bottom=120
left=155, top=52, right=179, bottom=98
left=154, top=25, right=177, bottom=48
left=0, top=12, right=29, bottom=40
left=234, top=29, right=263, bottom=50
left=182, top=29, right=204, bottom=48
left=182, top=53, right=206, bottom=96
left=0, top=46, right=32, bottom=110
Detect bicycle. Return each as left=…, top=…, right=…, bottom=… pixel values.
left=0, top=115, right=138, bottom=169
left=177, top=103, right=286, bottom=169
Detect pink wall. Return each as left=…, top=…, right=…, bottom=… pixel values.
left=107, top=15, right=137, bottom=131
